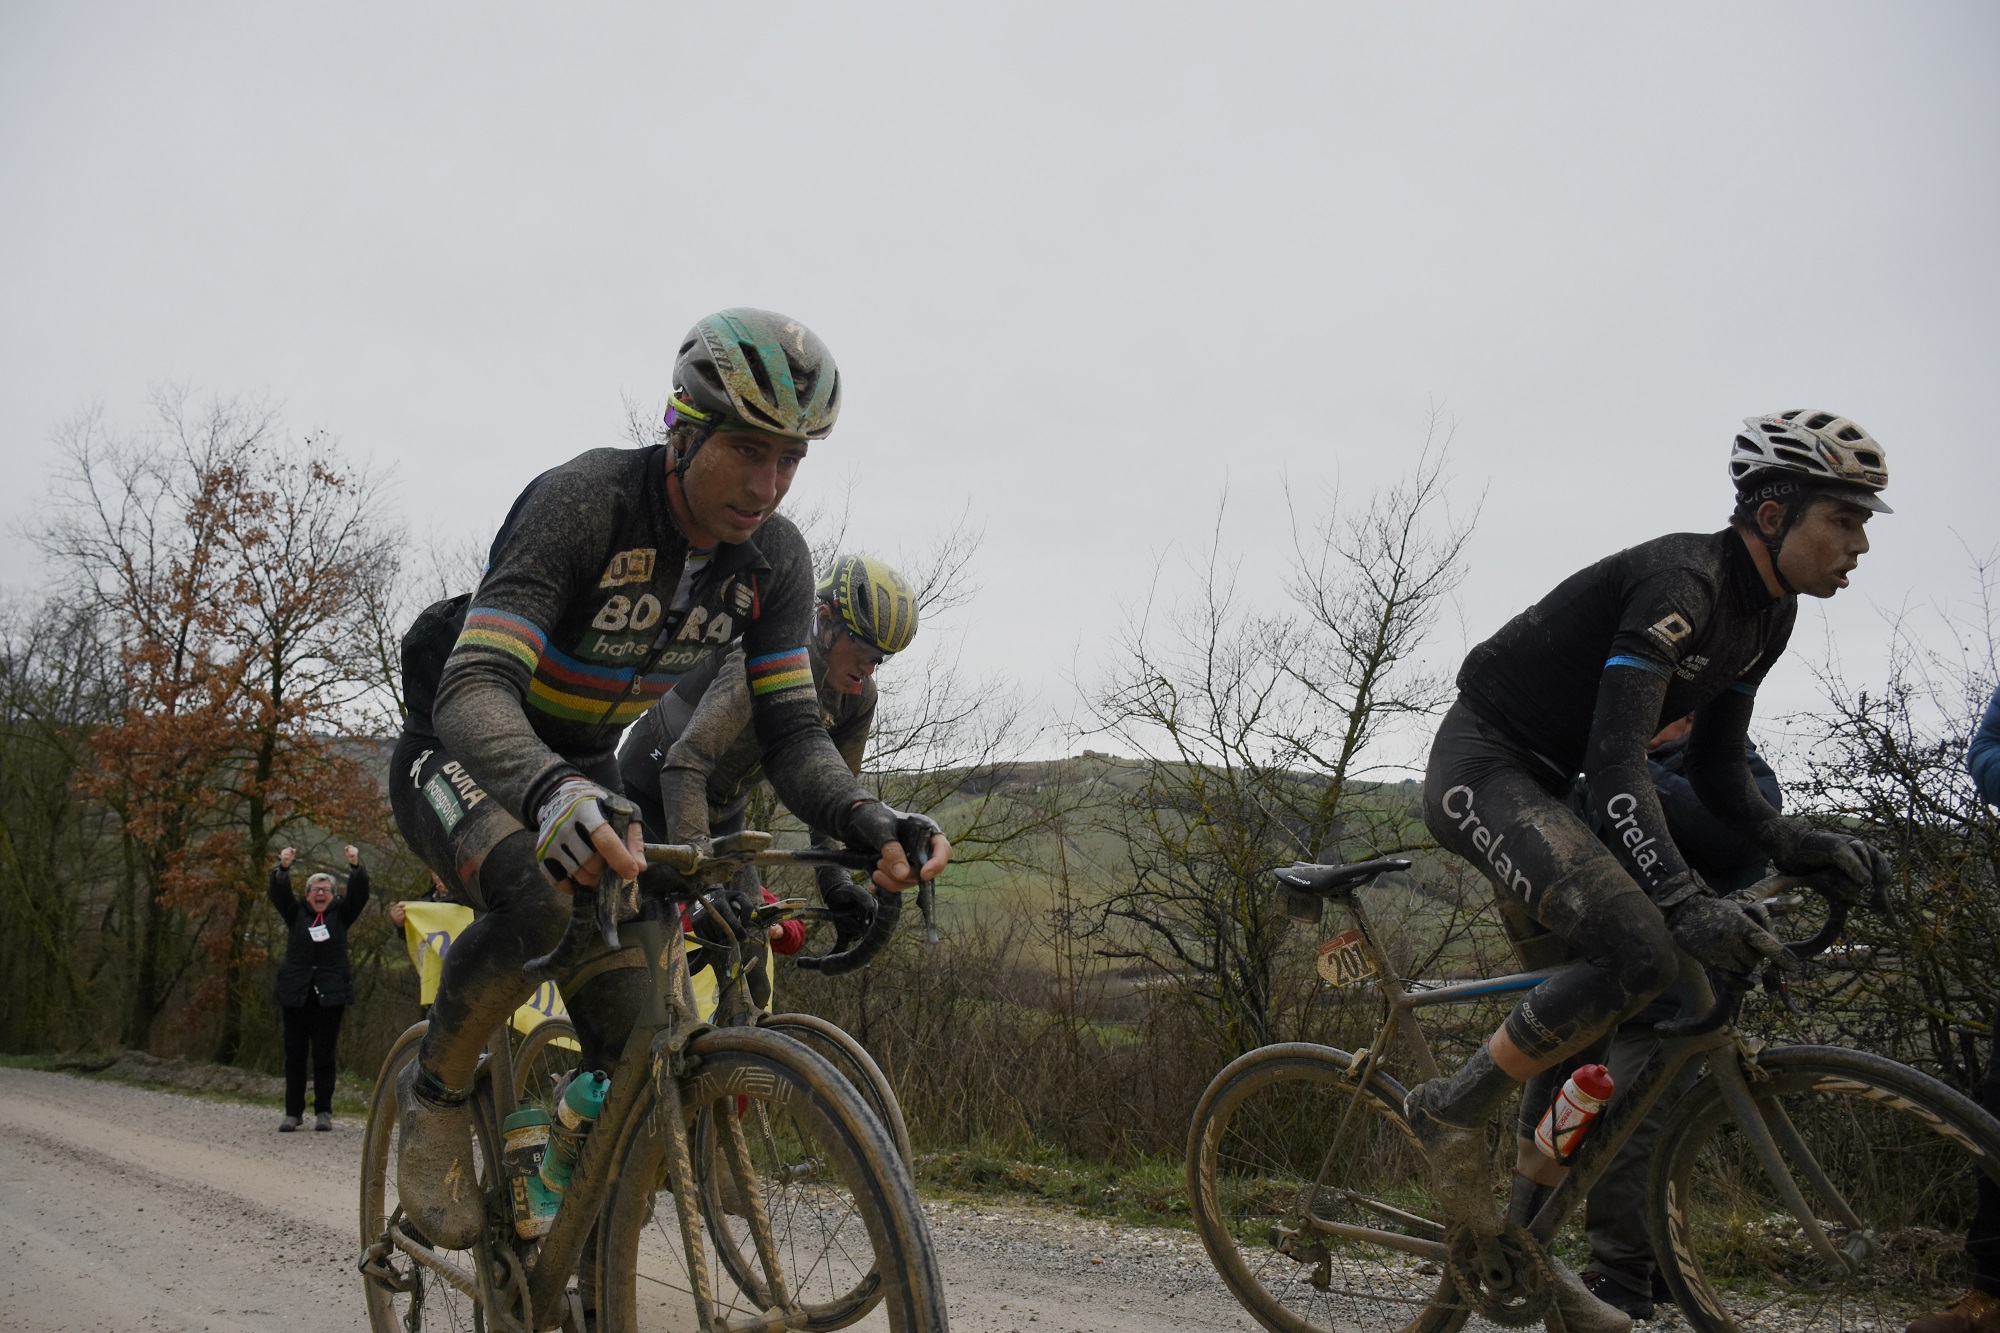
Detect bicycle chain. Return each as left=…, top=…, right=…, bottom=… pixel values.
left=1445, top=1221, right=1555, bottom=1328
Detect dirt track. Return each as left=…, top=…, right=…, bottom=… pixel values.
left=0, top=1067, right=1258, bottom=1332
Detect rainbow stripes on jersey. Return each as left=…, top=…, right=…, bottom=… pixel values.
left=458, top=607, right=682, bottom=726
left=748, top=647, right=812, bottom=697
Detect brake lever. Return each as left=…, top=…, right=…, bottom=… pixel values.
left=917, top=879, right=939, bottom=945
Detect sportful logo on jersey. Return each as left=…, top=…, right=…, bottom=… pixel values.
left=748, top=647, right=812, bottom=697
left=1646, top=613, right=1694, bottom=648
left=599, top=548, right=657, bottom=588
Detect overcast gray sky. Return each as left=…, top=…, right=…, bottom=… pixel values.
left=3, top=3, right=1995, bottom=766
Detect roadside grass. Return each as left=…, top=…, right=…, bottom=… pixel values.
left=912, top=1137, right=1193, bottom=1229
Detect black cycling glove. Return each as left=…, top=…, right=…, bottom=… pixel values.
left=1759, top=818, right=1889, bottom=907
left=844, top=803, right=942, bottom=874
left=1665, top=879, right=1795, bottom=979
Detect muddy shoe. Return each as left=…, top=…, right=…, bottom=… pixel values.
left=315, top=1111, right=333, bottom=1132
left=1403, top=1077, right=1504, bottom=1235
left=1908, top=1291, right=2000, bottom=1333
left=279, top=1115, right=302, bottom=1132
left=395, top=1059, right=482, bottom=1250
left=1548, top=1259, right=1633, bottom=1333
left=1582, top=1267, right=1653, bottom=1321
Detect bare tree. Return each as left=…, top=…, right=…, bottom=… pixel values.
left=1083, top=432, right=1478, bottom=1057
left=1776, top=550, right=2000, bottom=1087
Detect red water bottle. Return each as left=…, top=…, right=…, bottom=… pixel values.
left=1534, top=1064, right=1614, bottom=1162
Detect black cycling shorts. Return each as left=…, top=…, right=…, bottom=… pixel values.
left=1423, top=700, right=1680, bottom=1064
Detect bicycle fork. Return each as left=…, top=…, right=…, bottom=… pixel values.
left=1706, top=1049, right=1872, bottom=1273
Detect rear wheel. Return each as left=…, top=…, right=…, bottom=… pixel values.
left=1187, top=1042, right=1470, bottom=1333
left=1652, top=1045, right=2000, bottom=1333
left=596, top=1025, right=945, bottom=1332
left=513, top=1017, right=584, bottom=1116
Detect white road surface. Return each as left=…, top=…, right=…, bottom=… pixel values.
left=0, top=1067, right=1260, bottom=1333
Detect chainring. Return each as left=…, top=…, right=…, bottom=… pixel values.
left=1446, top=1221, right=1555, bottom=1327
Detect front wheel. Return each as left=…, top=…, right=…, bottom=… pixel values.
left=359, top=1022, right=501, bottom=1333
left=1651, top=1045, right=2000, bottom=1333
left=1187, top=1042, right=1469, bottom=1333
left=596, top=1025, right=946, bottom=1332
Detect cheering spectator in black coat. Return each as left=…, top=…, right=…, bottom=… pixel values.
left=269, top=844, right=370, bottom=1132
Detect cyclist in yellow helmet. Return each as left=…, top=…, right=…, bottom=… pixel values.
left=617, top=554, right=922, bottom=967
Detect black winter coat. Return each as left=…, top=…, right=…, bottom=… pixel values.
left=270, top=864, right=370, bottom=1007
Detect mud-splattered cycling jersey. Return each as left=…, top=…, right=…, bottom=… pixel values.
left=1452, top=527, right=1794, bottom=900
left=1459, top=529, right=1796, bottom=772
left=617, top=636, right=874, bottom=902
left=422, top=443, right=867, bottom=842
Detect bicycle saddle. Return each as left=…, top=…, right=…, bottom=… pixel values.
left=1272, top=857, right=1411, bottom=897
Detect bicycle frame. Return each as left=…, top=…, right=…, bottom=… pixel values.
left=1309, top=882, right=1865, bottom=1272
left=379, top=844, right=867, bottom=1333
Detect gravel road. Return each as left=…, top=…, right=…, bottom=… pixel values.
left=0, top=1067, right=1261, bottom=1332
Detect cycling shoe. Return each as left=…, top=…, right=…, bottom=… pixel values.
left=1403, top=1077, right=1504, bottom=1236
left=1550, top=1258, right=1635, bottom=1333
left=395, top=1059, right=482, bottom=1250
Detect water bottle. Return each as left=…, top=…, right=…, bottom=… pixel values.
left=1534, top=1063, right=1614, bottom=1162
left=502, top=1105, right=559, bottom=1239
left=538, top=1070, right=611, bottom=1198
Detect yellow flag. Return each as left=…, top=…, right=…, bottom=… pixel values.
left=400, top=900, right=571, bottom=1035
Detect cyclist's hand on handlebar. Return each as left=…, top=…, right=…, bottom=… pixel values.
left=1760, top=818, right=1888, bottom=906
left=535, top=779, right=644, bottom=890
left=1667, top=887, right=1797, bottom=978
left=846, top=803, right=951, bottom=892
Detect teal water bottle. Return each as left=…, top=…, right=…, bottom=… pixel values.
left=538, top=1070, right=611, bottom=1198
left=502, top=1105, right=560, bottom=1239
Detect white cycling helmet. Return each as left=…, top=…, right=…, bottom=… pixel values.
left=1728, top=409, right=1891, bottom=512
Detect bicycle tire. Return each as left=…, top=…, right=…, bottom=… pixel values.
left=514, top=1017, right=584, bottom=1116
left=697, top=1013, right=912, bottom=1319
left=596, top=1025, right=946, bottom=1333
left=758, top=1011, right=912, bottom=1165
left=359, top=1021, right=506, bottom=1333
left=1651, top=1044, right=2000, bottom=1333
left=1188, top=1042, right=1470, bottom=1333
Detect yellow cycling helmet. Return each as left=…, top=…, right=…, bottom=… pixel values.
left=817, top=555, right=919, bottom=655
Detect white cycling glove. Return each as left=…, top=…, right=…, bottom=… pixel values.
left=534, top=778, right=634, bottom=883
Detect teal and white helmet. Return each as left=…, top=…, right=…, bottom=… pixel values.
left=669, top=308, right=842, bottom=441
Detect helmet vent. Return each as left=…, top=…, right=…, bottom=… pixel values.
left=1773, top=445, right=1828, bottom=472
left=1805, top=413, right=1836, bottom=430
left=1836, top=426, right=1864, bottom=442
left=1734, top=435, right=1765, bottom=455
left=740, top=343, right=778, bottom=403
left=1854, top=450, right=1882, bottom=469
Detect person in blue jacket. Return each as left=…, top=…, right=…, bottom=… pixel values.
left=1906, top=683, right=2000, bottom=1333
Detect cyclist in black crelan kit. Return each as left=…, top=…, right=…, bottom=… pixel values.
left=386, top=309, right=950, bottom=1251
left=1409, top=411, right=1896, bottom=1333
